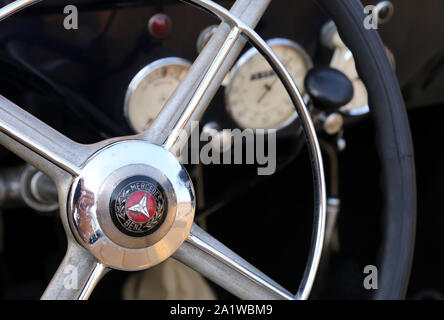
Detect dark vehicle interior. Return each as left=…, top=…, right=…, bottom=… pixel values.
left=0, top=0, right=443, bottom=300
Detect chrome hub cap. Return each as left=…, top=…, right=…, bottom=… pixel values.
left=68, top=141, right=195, bottom=271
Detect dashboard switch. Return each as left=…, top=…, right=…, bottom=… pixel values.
left=304, top=66, right=354, bottom=111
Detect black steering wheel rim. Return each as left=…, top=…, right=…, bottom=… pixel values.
left=316, top=0, right=416, bottom=299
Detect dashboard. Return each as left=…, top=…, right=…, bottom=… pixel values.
left=0, top=0, right=355, bottom=143
left=0, top=0, right=441, bottom=145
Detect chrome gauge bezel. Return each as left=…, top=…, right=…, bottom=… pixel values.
left=225, top=38, right=313, bottom=131
left=124, top=57, right=192, bottom=133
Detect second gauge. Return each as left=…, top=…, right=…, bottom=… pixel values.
left=125, top=57, right=191, bottom=133
left=226, top=38, right=312, bottom=130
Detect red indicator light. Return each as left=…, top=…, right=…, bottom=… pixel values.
left=148, top=13, right=172, bottom=38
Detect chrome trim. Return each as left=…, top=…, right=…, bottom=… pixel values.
left=124, top=57, right=192, bottom=133
left=375, top=1, right=394, bottom=25
left=41, top=241, right=108, bottom=300
left=22, top=166, right=59, bottom=212
left=225, top=37, right=313, bottom=131
left=77, top=263, right=107, bottom=300
left=0, top=0, right=41, bottom=22
left=196, top=25, right=218, bottom=54
left=0, top=95, right=83, bottom=177
left=324, top=197, right=340, bottom=251
left=68, top=141, right=195, bottom=271
left=180, top=224, right=296, bottom=300
left=164, top=26, right=241, bottom=152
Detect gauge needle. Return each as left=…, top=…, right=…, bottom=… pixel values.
left=256, top=75, right=279, bottom=104
left=256, top=59, right=292, bottom=104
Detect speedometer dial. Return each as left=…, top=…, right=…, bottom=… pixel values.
left=124, top=57, right=191, bottom=133
left=226, top=38, right=312, bottom=130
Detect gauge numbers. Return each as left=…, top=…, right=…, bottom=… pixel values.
left=125, top=57, right=191, bottom=133
left=226, top=38, right=312, bottom=130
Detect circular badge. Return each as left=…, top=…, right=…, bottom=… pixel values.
left=109, top=176, right=167, bottom=237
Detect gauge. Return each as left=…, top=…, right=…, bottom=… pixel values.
left=332, top=49, right=369, bottom=116
left=340, top=78, right=369, bottom=116
left=333, top=48, right=394, bottom=117
left=225, top=38, right=312, bottom=130
left=124, top=57, right=191, bottom=133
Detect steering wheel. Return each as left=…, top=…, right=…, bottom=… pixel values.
left=0, top=0, right=415, bottom=300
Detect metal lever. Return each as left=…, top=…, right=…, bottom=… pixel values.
left=0, top=165, right=58, bottom=211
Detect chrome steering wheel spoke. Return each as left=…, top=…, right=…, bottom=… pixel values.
left=0, top=95, right=88, bottom=181
left=175, top=224, right=296, bottom=300
left=140, top=0, right=271, bottom=155
left=41, top=240, right=107, bottom=300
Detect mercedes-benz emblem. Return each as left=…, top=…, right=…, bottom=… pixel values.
left=109, top=176, right=167, bottom=237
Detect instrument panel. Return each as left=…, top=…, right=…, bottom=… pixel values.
left=124, top=38, right=313, bottom=133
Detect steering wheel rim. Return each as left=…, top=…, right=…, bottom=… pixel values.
left=0, top=0, right=415, bottom=300
left=315, top=0, right=416, bottom=299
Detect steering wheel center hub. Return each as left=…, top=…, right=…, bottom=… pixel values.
left=68, top=141, right=195, bottom=271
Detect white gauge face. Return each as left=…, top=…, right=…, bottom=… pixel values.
left=335, top=52, right=370, bottom=116
left=125, top=58, right=190, bottom=133
left=226, top=39, right=312, bottom=130
left=332, top=48, right=394, bottom=117
left=340, top=79, right=369, bottom=116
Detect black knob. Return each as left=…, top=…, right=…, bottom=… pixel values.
left=304, top=66, right=354, bottom=111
